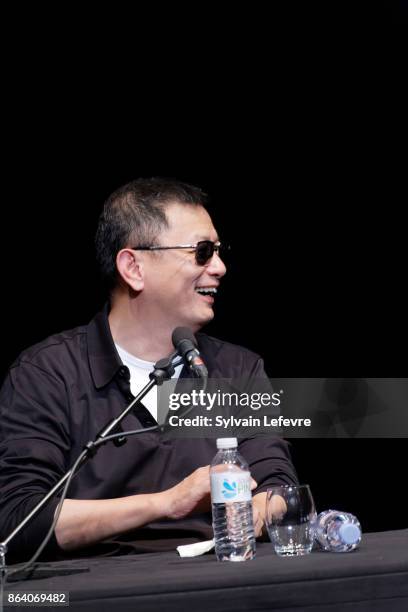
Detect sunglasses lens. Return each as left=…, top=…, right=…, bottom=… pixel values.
left=196, top=241, right=214, bottom=265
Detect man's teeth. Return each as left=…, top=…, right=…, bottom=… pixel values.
left=195, top=287, right=218, bottom=296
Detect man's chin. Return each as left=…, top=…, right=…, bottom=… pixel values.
left=186, top=308, right=214, bottom=332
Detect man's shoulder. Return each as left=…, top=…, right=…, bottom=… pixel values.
left=10, top=324, right=87, bottom=374
left=197, top=332, right=260, bottom=359
left=197, top=332, right=264, bottom=377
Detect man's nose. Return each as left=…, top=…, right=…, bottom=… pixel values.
left=206, top=251, right=227, bottom=277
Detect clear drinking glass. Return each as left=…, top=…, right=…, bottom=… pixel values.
left=265, top=484, right=317, bottom=556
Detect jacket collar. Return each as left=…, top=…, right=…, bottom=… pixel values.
left=87, top=303, right=123, bottom=389
left=86, top=303, right=203, bottom=389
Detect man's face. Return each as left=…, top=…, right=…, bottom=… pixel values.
left=141, top=202, right=227, bottom=332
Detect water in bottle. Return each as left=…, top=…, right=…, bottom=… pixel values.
left=210, top=437, right=256, bottom=561
left=315, top=509, right=362, bottom=552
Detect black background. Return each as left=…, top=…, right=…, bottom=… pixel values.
left=1, top=2, right=407, bottom=532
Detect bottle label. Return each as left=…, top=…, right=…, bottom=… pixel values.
left=211, top=471, right=252, bottom=503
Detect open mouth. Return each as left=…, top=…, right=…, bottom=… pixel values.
left=195, top=287, right=218, bottom=297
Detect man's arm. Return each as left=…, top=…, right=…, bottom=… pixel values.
left=55, top=466, right=212, bottom=550
left=56, top=468, right=258, bottom=550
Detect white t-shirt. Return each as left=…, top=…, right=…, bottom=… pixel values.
left=115, top=344, right=183, bottom=422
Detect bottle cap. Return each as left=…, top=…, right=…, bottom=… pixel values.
left=339, top=523, right=361, bottom=545
left=216, top=437, right=238, bottom=449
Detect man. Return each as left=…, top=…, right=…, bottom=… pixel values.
left=0, top=178, right=298, bottom=561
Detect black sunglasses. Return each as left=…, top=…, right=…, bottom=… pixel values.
left=130, top=240, right=229, bottom=266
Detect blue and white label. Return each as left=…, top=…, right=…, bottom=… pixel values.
left=211, top=471, right=252, bottom=503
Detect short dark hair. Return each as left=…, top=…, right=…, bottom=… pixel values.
left=95, top=177, right=208, bottom=291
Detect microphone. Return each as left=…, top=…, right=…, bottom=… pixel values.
left=172, top=327, right=208, bottom=379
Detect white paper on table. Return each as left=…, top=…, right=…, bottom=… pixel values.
left=176, top=539, right=215, bottom=557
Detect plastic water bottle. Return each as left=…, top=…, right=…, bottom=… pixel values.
left=315, top=510, right=362, bottom=552
left=210, top=437, right=256, bottom=562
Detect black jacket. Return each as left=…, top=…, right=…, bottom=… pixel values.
left=0, top=305, right=298, bottom=560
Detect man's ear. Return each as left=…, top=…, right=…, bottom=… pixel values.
left=115, top=249, right=145, bottom=291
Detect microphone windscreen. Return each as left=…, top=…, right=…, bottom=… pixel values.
left=172, top=327, right=197, bottom=349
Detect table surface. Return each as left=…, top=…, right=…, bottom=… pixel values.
left=4, top=529, right=408, bottom=612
